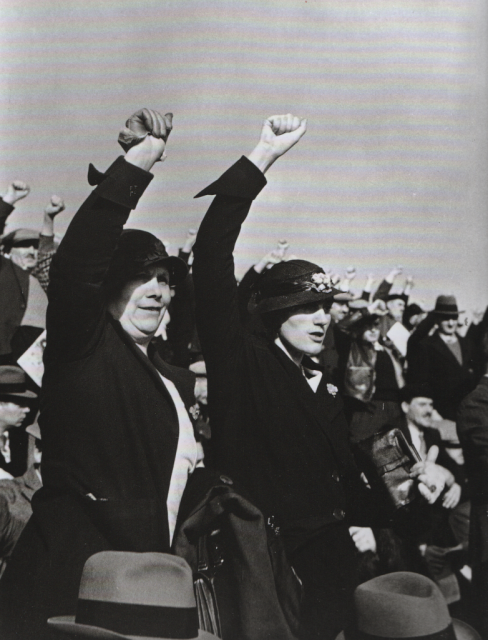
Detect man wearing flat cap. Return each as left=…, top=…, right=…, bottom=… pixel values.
left=0, top=183, right=65, bottom=364
left=0, top=109, right=201, bottom=640
left=192, top=114, right=444, bottom=640
left=407, top=295, right=477, bottom=422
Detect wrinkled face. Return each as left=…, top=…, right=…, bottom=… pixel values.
left=10, top=244, right=38, bottom=271
left=330, top=301, right=349, bottom=323
left=387, top=298, right=405, bottom=321
left=278, top=301, right=331, bottom=357
left=108, top=265, right=174, bottom=344
left=402, top=397, right=434, bottom=429
left=0, top=401, right=30, bottom=433
left=361, top=319, right=381, bottom=344
left=438, top=317, right=458, bottom=336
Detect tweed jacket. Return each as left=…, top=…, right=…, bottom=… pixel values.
left=193, top=157, right=386, bottom=543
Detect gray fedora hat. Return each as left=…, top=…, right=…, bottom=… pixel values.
left=336, top=572, right=480, bottom=640
left=48, top=552, right=218, bottom=640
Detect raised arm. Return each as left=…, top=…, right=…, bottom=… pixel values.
left=373, top=265, right=403, bottom=301
left=0, top=181, right=30, bottom=235
left=193, top=115, right=306, bottom=374
left=46, top=109, right=172, bottom=363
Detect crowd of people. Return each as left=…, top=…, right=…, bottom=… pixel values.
left=0, top=108, right=486, bottom=640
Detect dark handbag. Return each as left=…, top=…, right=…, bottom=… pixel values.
left=355, top=427, right=422, bottom=509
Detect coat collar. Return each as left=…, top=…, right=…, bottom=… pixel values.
left=109, top=316, right=197, bottom=426
left=268, top=341, right=343, bottom=433
left=429, top=331, right=466, bottom=367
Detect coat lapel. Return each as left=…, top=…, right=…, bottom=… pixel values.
left=430, top=333, right=463, bottom=368
left=268, top=343, right=342, bottom=440
left=109, top=317, right=179, bottom=426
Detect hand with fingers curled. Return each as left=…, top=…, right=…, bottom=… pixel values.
left=349, top=527, right=377, bottom=554
left=248, top=113, right=307, bottom=174
left=409, top=445, right=455, bottom=505
left=3, top=180, right=30, bottom=205
left=120, top=109, right=173, bottom=171
left=44, top=195, right=65, bottom=218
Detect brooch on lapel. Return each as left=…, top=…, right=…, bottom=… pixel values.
left=327, top=384, right=338, bottom=398
left=189, top=404, right=200, bottom=420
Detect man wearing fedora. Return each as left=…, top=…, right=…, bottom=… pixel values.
left=0, top=365, right=36, bottom=478
left=192, top=114, right=443, bottom=640
left=0, top=110, right=203, bottom=640
left=407, top=295, right=477, bottom=423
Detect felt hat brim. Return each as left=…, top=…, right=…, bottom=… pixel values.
left=48, top=616, right=219, bottom=640
left=434, top=311, right=463, bottom=317
left=250, top=287, right=341, bottom=314
left=146, top=255, right=188, bottom=287
left=0, top=388, right=37, bottom=399
left=334, top=619, right=480, bottom=640
left=453, top=618, right=481, bottom=640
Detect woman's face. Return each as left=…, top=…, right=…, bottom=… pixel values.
left=361, top=319, right=381, bottom=344
left=107, top=264, right=174, bottom=344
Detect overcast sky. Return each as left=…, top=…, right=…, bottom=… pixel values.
left=1, top=0, right=486, bottom=310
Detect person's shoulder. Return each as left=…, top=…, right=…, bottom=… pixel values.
left=458, top=379, right=488, bottom=420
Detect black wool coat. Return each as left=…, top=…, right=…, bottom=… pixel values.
left=192, top=157, right=387, bottom=548
left=0, top=199, right=29, bottom=358
left=407, top=331, right=477, bottom=421
left=0, top=158, right=197, bottom=640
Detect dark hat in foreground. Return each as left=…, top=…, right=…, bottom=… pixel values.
left=49, top=551, right=218, bottom=640
left=249, top=259, right=348, bottom=314
left=434, top=295, right=463, bottom=317
left=0, top=366, right=37, bottom=399
left=336, top=572, right=480, bottom=640
left=105, top=230, right=188, bottom=288
left=0, top=228, right=40, bottom=252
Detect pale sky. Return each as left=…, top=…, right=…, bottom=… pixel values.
left=1, top=0, right=487, bottom=310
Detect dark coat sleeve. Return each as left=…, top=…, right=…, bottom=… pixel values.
left=166, top=273, right=196, bottom=368
left=192, top=156, right=267, bottom=383
left=457, top=385, right=488, bottom=504
left=237, top=264, right=261, bottom=323
left=373, top=279, right=392, bottom=302
left=45, top=157, right=153, bottom=364
left=0, top=199, right=14, bottom=236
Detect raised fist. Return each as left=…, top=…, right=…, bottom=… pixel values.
left=258, top=114, right=307, bottom=159
left=44, top=195, right=65, bottom=218
left=345, top=266, right=356, bottom=281
left=119, top=109, right=173, bottom=151
left=3, top=180, right=30, bottom=205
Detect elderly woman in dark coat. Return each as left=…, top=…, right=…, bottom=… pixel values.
left=0, top=109, right=202, bottom=640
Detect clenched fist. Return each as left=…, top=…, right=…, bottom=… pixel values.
left=44, top=195, right=65, bottom=218
left=248, top=113, right=307, bottom=174
left=3, top=180, right=30, bottom=205
left=120, top=109, right=173, bottom=172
